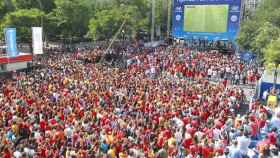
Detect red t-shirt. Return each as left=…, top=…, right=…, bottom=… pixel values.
left=163, top=129, right=172, bottom=139
left=39, top=120, right=47, bottom=131
left=201, top=146, right=213, bottom=158
left=258, top=119, right=266, bottom=128
left=183, top=116, right=190, bottom=125
left=190, top=145, right=198, bottom=155
left=182, top=137, right=192, bottom=149
left=39, top=148, right=47, bottom=158
left=3, top=150, right=12, bottom=158
left=267, top=132, right=277, bottom=145
left=157, top=137, right=165, bottom=148
left=250, top=122, right=258, bottom=137
left=186, top=126, right=196, bottom=136
left=50, top=118, right=57, bottom=126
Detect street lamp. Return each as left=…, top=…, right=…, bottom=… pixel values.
left=167, top=0, right=171, bottom=39
left=151, top=0, right=155, bottom=42
left=121, top=30, right=125, bottom=40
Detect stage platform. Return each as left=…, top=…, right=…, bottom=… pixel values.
left=0, top=53, right=33, bottom=72
left=0, top=53, right=32, bottom=64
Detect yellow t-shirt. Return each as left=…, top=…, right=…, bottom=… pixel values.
left=168, top=137, right=176, bottom=147
left=107, top=148, right=116, bottom=158
left=106, top=134, right=114, bottom=145
left=267, top=95, right=277, bottom=108
left=119, top=152, right=127, bottom=158
left=12, top=124, right=19, bottom=135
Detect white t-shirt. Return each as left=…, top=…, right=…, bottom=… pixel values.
left=172, top=117, right=184, bottom=128
left=213, top=128, right=221, bottom=140
left=151, top=67, right=156, bottom=74
left=271, top=117, right=280, bottom=129
left=212, top=70, right=217, bottom=77
left=208, top=69, right=212, bottom=76
left=235, top=74, right=240, bottom=80
left=13, top=151, right=22, bottom=158
left=237, top=136, right=251, bottom=155
left=262, top=91, right=269, bottom=100
left=65, top=127, right=73, bottom=138
left=24, top=148, right=35, bottom=157
left=175, top=130, right=183, bottom=143
left=226, top=67, right=231, bottom=73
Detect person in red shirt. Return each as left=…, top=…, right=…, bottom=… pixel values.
left=267, top=128, right=277, bottom=145
left=201, top=142, right=214, bottom=158
left=2, top=147, right=12, bottom=158
left=40, top=119, right=47, bottom=132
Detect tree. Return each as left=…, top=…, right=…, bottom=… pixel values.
left=11, top=0, right=55, bottom=13
left=0, top=0, right=14, bottom=20
left=0, top=0, right=167, bottom=42
left=264, top=38, right=280, bottom=66
left=0, top=9, right=44, bottom=42
left=253, top=22, right=280, bottom=57
left=46, top=0, right=93, bottom=41
left=237, top=0, right=280, bottom=58
left=264, top=38, right=280, bottom=87
left=237, top=20, right=260, bottom=51
left=12, top=0, right=40, bottom=9
left=87, top=4, right=148, bottom=40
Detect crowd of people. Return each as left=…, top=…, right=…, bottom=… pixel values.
left=0, top=44, right=279, bottom=158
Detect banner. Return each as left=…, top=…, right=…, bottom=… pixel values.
left=32, top=27, right=43, bottom=54
left=172, top=0, right=241, bottom=40
left=4, top=28, right=18, bottom=57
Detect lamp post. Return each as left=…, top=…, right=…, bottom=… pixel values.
left=167, top=0, right=171, bottom=39
left=151, top=0, right=155, bottom=42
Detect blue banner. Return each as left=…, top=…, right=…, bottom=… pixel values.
left=240, top=51, right=256, bottom=62
left=172, top=0, right=241, bottom=40
left=4, top=28, right=18, bottom=57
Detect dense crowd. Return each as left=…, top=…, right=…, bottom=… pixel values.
left=0, top=45, right=279, bottom=158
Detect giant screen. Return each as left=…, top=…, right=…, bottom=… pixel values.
left=172, top=0, right=241, bottom=40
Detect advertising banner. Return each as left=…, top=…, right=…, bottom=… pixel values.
left=32, top=27, right=43, bottom=55
left=4, top=28, right=18, bottom=57
left=172, top=0, right=242, bottom=40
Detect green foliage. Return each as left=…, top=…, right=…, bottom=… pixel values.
left=88, top=8, right=123, bottom=40
left=0, top=0, right=169, bottom=42
left=0, top=0, right=14, bottom=20
left=264, top=38, right=280, bottom=67
left=12, top=0, right=40, bottom=9
left=87, top=1, right=149, bottom=40
left=0, top=9, right=44, bottom=41
left=12, top=0, right=55, bottom=13
left=237, top=0, right=280, bottom=59
left=237, top=20, right=259, bottom=51
left=46, top=0, right=93, bottom=40
left=253, top=22, right=280, bottom=55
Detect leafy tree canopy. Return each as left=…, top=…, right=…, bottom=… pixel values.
left=237, top=0, right=280, bottom=61
left=0, top=8, right=44, bottom=41
left=0, top=0, right=170, bottom=42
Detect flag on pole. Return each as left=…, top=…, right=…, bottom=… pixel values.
left=4, top=28, right=18, bottom=57
left=32, top=27, right=43, bottom=55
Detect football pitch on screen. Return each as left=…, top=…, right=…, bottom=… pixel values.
left=184, top=5, right=229, bottom=33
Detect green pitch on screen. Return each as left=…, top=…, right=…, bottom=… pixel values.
left=184, top=5, right=229, bottom=33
